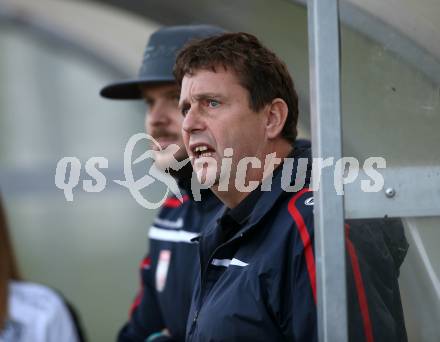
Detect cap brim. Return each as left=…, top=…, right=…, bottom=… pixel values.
left=100, top=77, right=175, bottom=100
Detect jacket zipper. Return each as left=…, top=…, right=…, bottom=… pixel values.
left=187, top=229, right=252, bottom=339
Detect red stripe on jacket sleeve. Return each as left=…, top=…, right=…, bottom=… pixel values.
left=288, top=188, right=316, bottom=303
left=288, top=192, right=374, bottom=341
left=129, top=288, right=143, bottom=317
left=345, top=225, right=374, bottom=342
left=129, top=256, right=152, bottom=317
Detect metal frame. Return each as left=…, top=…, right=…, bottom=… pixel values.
left=307, top=1, right=440, bottom=341
left=295, top=0, right=440, bottom=86
left=345, top=166, right=440, bottom=219
left=308, top=0, right=348, bottom=341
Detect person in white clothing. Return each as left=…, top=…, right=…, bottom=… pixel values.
left=0, top=194, right=80, bottom=342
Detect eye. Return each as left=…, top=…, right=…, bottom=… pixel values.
left=207, top=99, right=220, bottom=108
left=167, top=94, right=180, bottom=104
left=144, top=98, right=154, bottom=110
left=181, top=105, right=190, bottom=117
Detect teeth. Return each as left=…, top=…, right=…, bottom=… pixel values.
left=194, top=145, right=208, bottom=153
left=193, top=152, right=214, bottom=160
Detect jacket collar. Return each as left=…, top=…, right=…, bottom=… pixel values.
left=177, top=164, right=220, bottom=211
left=201, top=145, right=312, bottom=243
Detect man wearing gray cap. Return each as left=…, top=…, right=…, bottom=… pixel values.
left=100, top=25, right=224, bottom=342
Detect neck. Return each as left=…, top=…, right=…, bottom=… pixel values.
left=213, top=189, right=250, bottom=209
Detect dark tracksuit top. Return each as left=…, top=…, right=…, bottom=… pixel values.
left=117, top=141, right=311, bottom=342
left=186, top=146, right=408, bottom=342
left=118, top=179, right=222, bottom=342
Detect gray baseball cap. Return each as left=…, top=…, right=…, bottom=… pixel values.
left=100, top=24, right=225, bottom=99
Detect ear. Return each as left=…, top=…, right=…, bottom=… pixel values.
left=265, top=98, right=288, bottom=139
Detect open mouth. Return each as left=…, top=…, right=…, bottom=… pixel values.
left=192, top=144, right=216, bottom=159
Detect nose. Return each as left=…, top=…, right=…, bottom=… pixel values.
left=182, top=106, right=205, bottom=134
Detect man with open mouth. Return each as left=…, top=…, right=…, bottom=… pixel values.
left=175, top=32, right=408, bottom=342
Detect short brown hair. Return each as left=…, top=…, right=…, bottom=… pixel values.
left=174, top=32, right=299, bottom=143
left=0, top=195, right=21, bottom=329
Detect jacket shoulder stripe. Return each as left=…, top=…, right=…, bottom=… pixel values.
left=288, top=188, right=316, bottom=304
left=149, top=226, right=198, bottom=243
left=163, top=194, right=189, bottom=208
left=154, top=217, right=184, bottom=229
left=346, top=225, right=374, bottom=342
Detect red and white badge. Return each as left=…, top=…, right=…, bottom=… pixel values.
left=156, top=250, right=171, bottom=292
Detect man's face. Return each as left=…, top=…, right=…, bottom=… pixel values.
left=180, top=68, right=269, bottom=190
left=141, top=83, right=187, bottom=168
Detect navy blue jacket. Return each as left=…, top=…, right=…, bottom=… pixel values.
left=118, top=179, right=222, bottom=342
left=186, top=146, right=408, bottom=341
